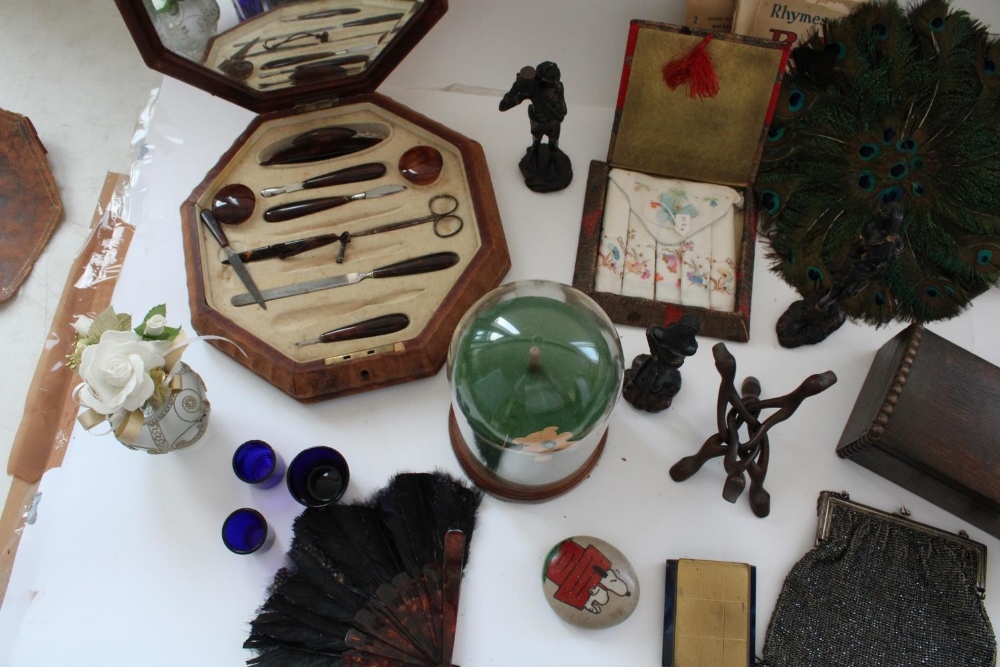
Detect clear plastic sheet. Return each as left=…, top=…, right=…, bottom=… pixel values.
left=6, top=171, right=134, bottom=484
left=2, top=87, right=162, bottom=482
left=0, top=170, right=137, bottom=605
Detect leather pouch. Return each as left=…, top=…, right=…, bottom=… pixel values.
left=0, top=109, right=63, bottom=302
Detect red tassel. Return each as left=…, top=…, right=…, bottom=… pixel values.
left=662, top=34, right=720, bottom=99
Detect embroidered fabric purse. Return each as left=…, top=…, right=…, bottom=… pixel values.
left=596, top=168, right=743, bottom=311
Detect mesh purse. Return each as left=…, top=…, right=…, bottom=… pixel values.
left=760, top=491, right=996, bottom=667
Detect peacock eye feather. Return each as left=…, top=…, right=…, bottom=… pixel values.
left=768, top=126, right=786, bottom=142
left=858, top=171, right=876, bottom=191
left=788, top=89, right=805, bottom=112
left=761, top=190, right=781, bottom=213
left=858, top=143, right=880, bottom=160
left=825, top=41, right=848, bottom=60
left=878, top=186, right=903, bottom=204
left=758, top=1, right=1000, bottom=329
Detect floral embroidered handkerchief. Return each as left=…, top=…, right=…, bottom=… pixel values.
left=595, top=168, right=743, bottom=312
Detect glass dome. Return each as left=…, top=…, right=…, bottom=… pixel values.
left=447, top=280, right=624, bottom=501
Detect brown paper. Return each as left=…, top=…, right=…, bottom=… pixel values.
left=7, top=172, right=134, bottom=483
left=0, top=172, right=132, bottom=605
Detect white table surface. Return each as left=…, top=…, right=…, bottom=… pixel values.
left=3, top=1, right=1000, bottom=665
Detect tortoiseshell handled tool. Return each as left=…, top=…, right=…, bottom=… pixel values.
left=231, top=251, right=460, bottom=306
left=224, top=194, right=460, bottom=265
left=200, top=210, right=266, bottom=309
left=295, top=313, right=410, bottom=347
left=260, top=162, right=386, bottom=198
left=259, top=126, right=387, bottom=166
left=259, top=46, right=374, bottom=72
left=279, top=7, right=361, bottom=22
left=263, top=183, right=404, bottom=222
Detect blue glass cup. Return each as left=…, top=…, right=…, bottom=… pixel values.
left=287, top=446, right=350, bottom=507
left=232, top=0, right=271, bottom=22
left=222, top=508, right=274, bottom=554
left=233, top=440, right=285, bottom=489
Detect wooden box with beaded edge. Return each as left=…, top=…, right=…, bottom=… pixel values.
left=837, top=324, right=1000, bottom=539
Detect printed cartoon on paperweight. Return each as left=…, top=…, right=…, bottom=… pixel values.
left=499, top=61, right=572, bottom=193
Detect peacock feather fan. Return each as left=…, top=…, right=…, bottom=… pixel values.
left=757, top=0, right=1000, bottom=326
left=244, top=471, right=483, bottom=667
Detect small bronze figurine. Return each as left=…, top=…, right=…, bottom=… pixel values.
left=622, top=314, right=699, bottom=412
left=669, top=343, right=836, bottom=518
left=499, top=61, right=572, bottom=193
left=776, top=203, right=906, bottom=348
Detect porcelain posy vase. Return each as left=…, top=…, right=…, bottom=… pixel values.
left=113, top=362, right=211, bottom=454
left=145, top=0, right=220, bottom=63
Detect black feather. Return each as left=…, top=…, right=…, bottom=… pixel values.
left=244, top=472, right=482, bottom=667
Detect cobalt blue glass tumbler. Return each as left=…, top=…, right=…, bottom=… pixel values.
left=233, top=440, right=285, bottom=489
left=232, top=0, right=271, bottom=21
left=222, top=508, right=274, bottom=555
left=287, top=446, right=350, bottom=507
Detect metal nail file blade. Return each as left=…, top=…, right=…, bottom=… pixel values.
left=230, top=251, right=460, bottom=306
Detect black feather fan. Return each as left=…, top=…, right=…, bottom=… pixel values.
left=244, top=472, right=483, bottom=667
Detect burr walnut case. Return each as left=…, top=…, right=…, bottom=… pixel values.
left=113, top=0, right=510, bottom=401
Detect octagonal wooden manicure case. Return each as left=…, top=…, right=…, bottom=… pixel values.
left=114, top=0, right=510, bottom=401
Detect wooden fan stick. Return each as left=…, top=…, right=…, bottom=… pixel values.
left=342, top=530, right=468, bottom=667
left=441, top=530, right=466, bottom=667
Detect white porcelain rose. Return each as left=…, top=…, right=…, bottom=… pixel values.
left=142, top=313, right=167, bottom=337
left=76, top=329, right=168, bottom=417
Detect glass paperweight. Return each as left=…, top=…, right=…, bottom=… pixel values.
left=447, top=280, right=624, bottom=502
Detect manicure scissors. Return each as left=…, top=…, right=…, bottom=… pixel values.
left=226, top=194, right=465, bottom=265
left=372, top=194, right=463, bottom=239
